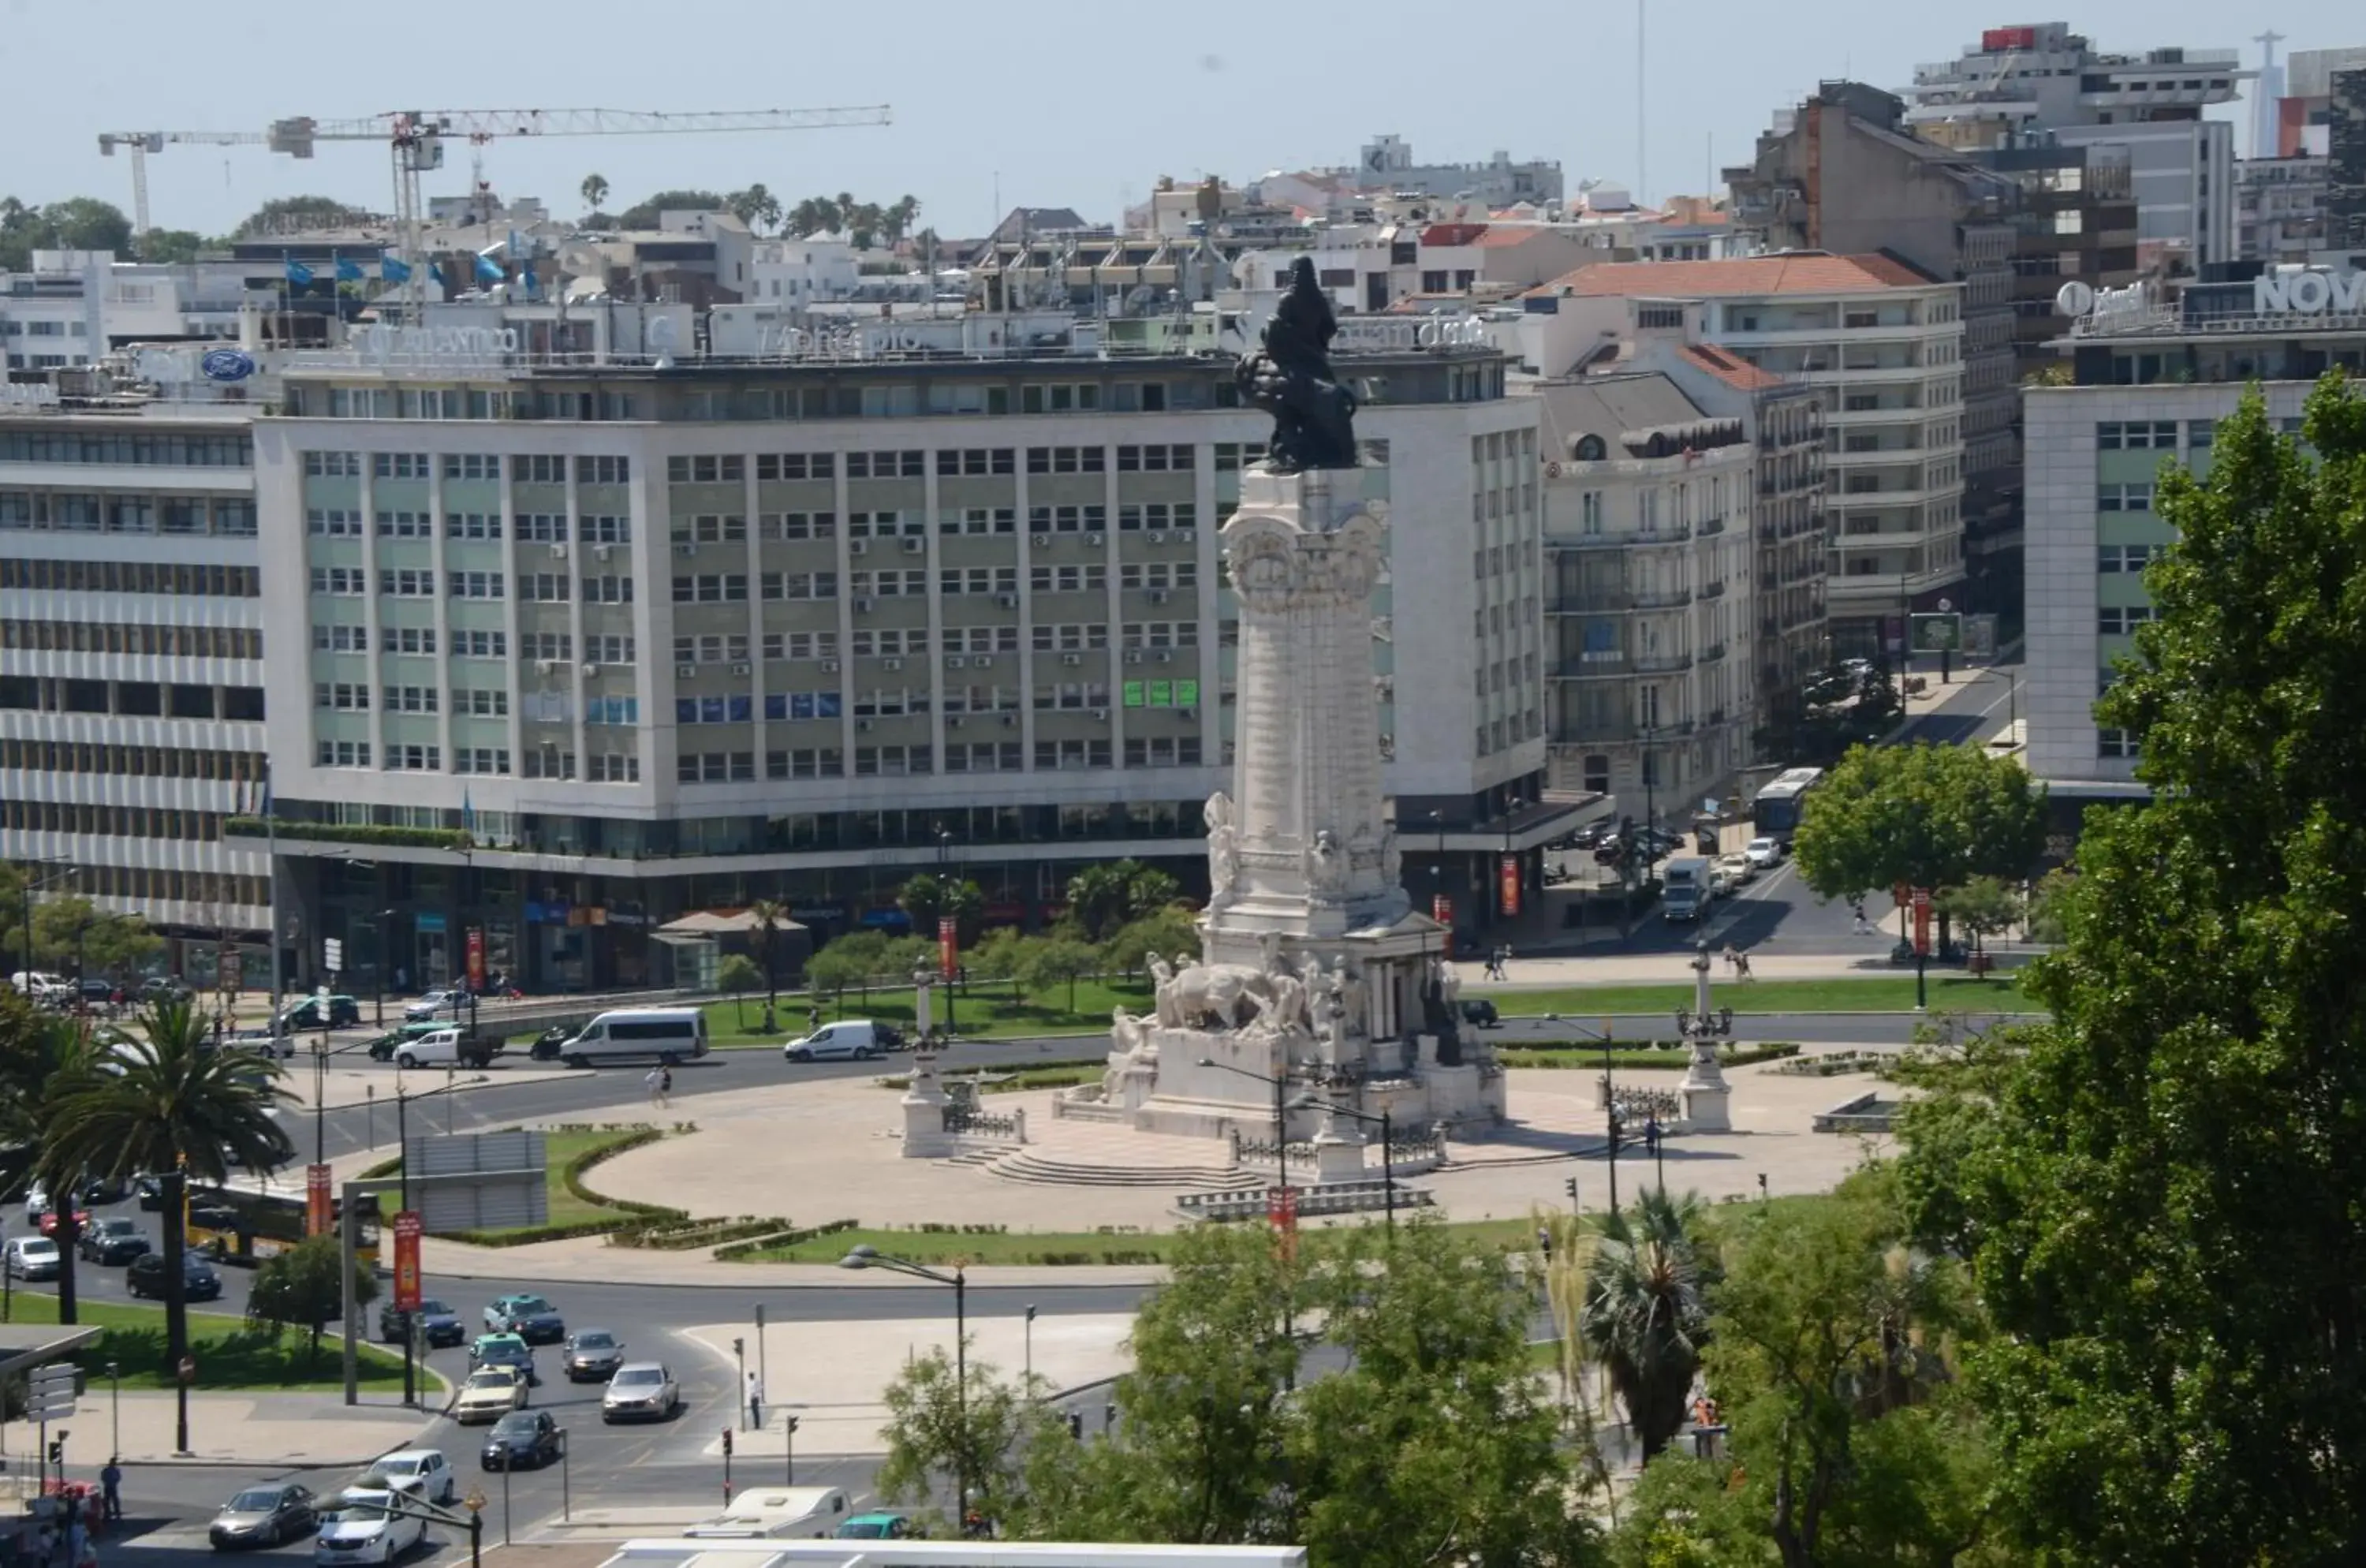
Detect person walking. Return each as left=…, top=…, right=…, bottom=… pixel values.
left=642, top=1066, right=662, bottom=1106
left=746, top=1371, right=764, bottom=1431
left=99, top=1458, right=123, bottom=1523
left=1736, top=951, right=1755, bottom=982
left=658, top=1065, right=674, bottom=1107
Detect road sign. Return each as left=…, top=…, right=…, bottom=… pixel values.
left=219, top=950, right=243, bottom=993
left=27, top=1364, right=77, bottom=1419
left=323, top=937, right=344, bottom=975
left=392, top=1211, right=423, bottom=1310
left=306, top=1163, right=333, bottom=1237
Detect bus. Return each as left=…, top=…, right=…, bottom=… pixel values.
left=186, top=1181, right=383, bottom=1267
left=1752, top=767, right=1827, bottom=844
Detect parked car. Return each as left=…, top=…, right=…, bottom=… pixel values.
left=140, top=976, right=193, bottom=1004
left=8, top=972, right=72, bottom=1003
left=453, top=1367, right=530, bottom=1424
left=282, top=995, right=362, bottom=1032
left=368, top=1022, right=450, bottom=1062
left=78, top=1216, right=151, bottom=1264
left=313, top=1490, right=426, bottom=1567
left=77, top=978, right=117, bottom=1007
left=354, top=1450, right=456, bottom=1506
left=78, top=1174, right=129, bottom=1205
left=379, top=1297, right=465, bottom=1348
left=4, top=1237, right=61, bottom=1280
left=134, top=1174, right=166, bottom=1211
left=404, top=989, right=468, bottom=1022
left=469, top=1333, right=539, bottom=1386
left=562, top=1329, right=626, bottom=1382
left=129, top=1251, right=222, bottom=1301
left=209, top=1483, right=319, bottom=1550
left=834, top=1514, right=918, bottom=1541
left=483, top=1294, right=565, bottom=1343
left=479, top=1409, right=564, bottom=1472
left=527, top=1025, right=573, bottom=1062
left=782, top=1020, right=888, bottom=1062
left=600, top=1361, right=680, bottom=1423
left=685, top=1488, right=851, bottom=1540
left=1457, top=999, right=1500, bottom=1029
left=1744, top=835, right=1785, bottom=869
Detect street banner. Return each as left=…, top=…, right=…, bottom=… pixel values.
left=1431, top=894, right=1454, bottom=930
left=465, top=927, right=487, bottom=990
left=1268, top=1185, right=1298, bottom=1260
left=305, top=1163, right=333, bottom=1237
left=392, top=1211, right=423, bottom=1310
left=938, top=916, right=957, bottom=980
left=1498, top=854, right=1521, bottom=918
left=1913, top=887, right=1933, bottom=957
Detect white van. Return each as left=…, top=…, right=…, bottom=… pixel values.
left=681, top=1487, right=850, bottom=1540
left=782, top=1020, right=886, bottom=1062
left=555, top=1008, right=708, bottom=1069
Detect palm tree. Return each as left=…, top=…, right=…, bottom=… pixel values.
left=0, top=1012, right=105, bottom=1322
left=45, top=1002, right=291, bottom=1382
left=1578, top=1187, right=1711, bottom=1460
left=580, top=173, right=610, bottom=216
left=748, top=899, right=787, bottom=1025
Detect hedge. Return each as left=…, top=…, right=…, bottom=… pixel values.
left=226, top=818, right=469, bottom=851
left=612, top=1215, right=789, bottom=1251
left=1498, top=1041, right=1801, bottom=1070
left=714, top=1217, right=860, bottom=1262
left=437, top=1126, right=684, bottom=1248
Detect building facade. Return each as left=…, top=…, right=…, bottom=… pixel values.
left=2023, top=265, right=2366, bottom=795
left=256, top=319, right=1559, bottom=990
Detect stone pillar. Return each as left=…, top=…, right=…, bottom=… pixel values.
left=899, top=1048, right=955, bottom=1158
left=1312, top=1123, right=1367, bottom=1185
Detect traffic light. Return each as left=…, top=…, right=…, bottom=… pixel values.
left=720, top=1428, right=733, bottom=1458
left=47, top=1439, right=63, bottom=1465
left=1563, top=1176, right=1579, bottom=1201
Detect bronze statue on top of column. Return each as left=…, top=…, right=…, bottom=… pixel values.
left=1234, top=256, right=1360, bottom=472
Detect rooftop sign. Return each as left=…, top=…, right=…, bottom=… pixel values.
left=2253, top=269, right=2366, bottom=315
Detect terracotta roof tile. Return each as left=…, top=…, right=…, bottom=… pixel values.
left=1680, top=343, right=1784, bottom=390
left=1419, top=222, right=1489, bottom=247
left=1526, top=252, right=1943, bottom=300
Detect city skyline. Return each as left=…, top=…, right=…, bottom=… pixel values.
left=0, top=0, right=2341, bottom=240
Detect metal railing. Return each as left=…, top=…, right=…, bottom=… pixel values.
left=944, top=1103, right=1019, bottom=1138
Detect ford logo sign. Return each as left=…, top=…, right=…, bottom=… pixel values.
left=200, top=348, right=256, bottom=383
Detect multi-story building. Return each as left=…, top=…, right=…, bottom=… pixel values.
left=2023, top=263, right=2366, bottom=802
left=1905, top=21, right=2249, bottom=267
left=0, top=357, right=272, bottom=985
left=1521, top=254, right=1964, bottom=658
left=256, top=309, right=1566, bottom=990
left=1347, top=135, right=1564, bottom=210
left=1529, top=374, right=1756, bottom=819
left=2237, top=154, right=2334, bottom=261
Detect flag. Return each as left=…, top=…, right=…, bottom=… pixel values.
left=379, top=253, right=412, bottom=283
left=429, top=259, right=448, bottom=289
left=334, top=256, right=364, bottom=282
left=472, top=252, right=502, bottom=286
left=284, top=258, right=314, bottom=287
left=461, top=789, right=477, bottom=839
left=518, top=266, right=539, bottom=298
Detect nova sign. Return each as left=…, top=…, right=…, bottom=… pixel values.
left=2253, top=270, right=2366, bottom=315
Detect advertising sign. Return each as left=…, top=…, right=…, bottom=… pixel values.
left=1431, top=894, right=1454, bottom=930
left=1913, top=887, right=1933, bottom=958
left=1910, top=613, right=1963, bottom=654
left=305, top=1163, right=333, bottom=1238
left=1498, top=854, right=1521, bottom=918
left=938, top=915, right=958, bottom=981
left=392, top=1211, right=423, bottom=1311
left=465, top=927, right=486, bottom=990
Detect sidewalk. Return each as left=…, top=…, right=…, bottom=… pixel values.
left=1459, top=949, right=2032, bottom=990
left=1, top=1389, right=440, bottom=1469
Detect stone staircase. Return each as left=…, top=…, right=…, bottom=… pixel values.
left=976, top=1124, right=1266, bottom=1193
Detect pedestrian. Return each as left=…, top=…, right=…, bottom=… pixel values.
left=658, top=1065, right=674, bottom=1106
left=1737, top=951, right=1755, bottom=982
left=99, top=1458, right=122, bottom=1522
left=746, top=1370, right=764, bottom=1431
left=1644, top=1115, right=1662, bottom=1156
left=642, top=1066, right=662, bottom=1106
left=807, top=1003, right=823, bottom=1033
left=1721, top=943, right=1737, bottom=974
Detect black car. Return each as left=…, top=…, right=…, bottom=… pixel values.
left=134, top=1174, right=165, bottom=1211
left=379, top=1297, right=465, bottom=1348
left=562, top=1329, right=625, bottom=1382
left=280, top=995, right=361, bottom=1032
left=77, top=1217, right=151, bottom=1264
left=77, top=979, right=114, bottom=1006
left=479, top=1409, right=564, bottom=1471
left=207, top=1482, right=318, bottom=1550
left=129, top=1251, right=222, bottom=1301
left=528, top=1025, right=573, bottom=1062
left=78, top=1174, right=130, bottom=1205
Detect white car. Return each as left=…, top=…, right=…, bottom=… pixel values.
left=782, top=1021, right=885, bottom=1062
left=453, top=1366, right=529, bottom=1424
left=314, top=1488, right=427, bottom=1566
left=1744, top=835, right=1785, bottom=869
left=403, top=989, right=468, bottom=1023
left=601, top=1361, right=681, bottom=1423
left=391, top=1029, right=464, bottom=1069
left=353, top=1450, right=455, bottom=1506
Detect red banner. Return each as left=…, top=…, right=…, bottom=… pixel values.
left=1268, top=1185, right=1298, bottom=1260
left=392, top=1211, right=423, bottom=1310
left=1498, top=854, right=1521, bottom=918
left=305, top=1163, right=333, bottom=1238
left=938, top=916, right=958, bottom=980
left=1431, top=894, right=1454, bottom=929
left=1913, top=887, right=1933, bottom=957
left=465, top=927, right=486, bottom=991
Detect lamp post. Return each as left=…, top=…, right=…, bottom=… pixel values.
left=1297, top=1096, right=1396, bottom=1235
left=1024, top=1303, right=1036, bottom=1387
left=463, top=1490, right=485, bottom=1568
left=1199, top=1054, right=1299, bottom=1361
left=839, top=1247, right=969, bottom=1514
left=106, top=1361, right=119, bottom=1459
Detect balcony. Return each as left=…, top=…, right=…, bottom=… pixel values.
left=1699, top=641, right=1729, bottom=663
left=1699, top=515, right=1727, bottom=537
left=1546, top=587, right=1692, bottom=614
left=1699, top=580, right=1727, bottom=600
left=1551, top=656, right=1631, bottom=680
left=1546, top=523, right=1693, bottom=551
left=1633, top=652, right=1695, bottom=674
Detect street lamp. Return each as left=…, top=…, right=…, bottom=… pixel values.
left=1196, top=1055, right=1293, bottom=1197
left=935, top=827, right=957, bottom=1040
left=1293, top=1096, right=1398, bottom=1235
left=462, top=1489, right=486, bottom=1568
left=839, top=1246, right=969, bottom=1512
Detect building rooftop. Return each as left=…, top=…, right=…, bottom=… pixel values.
left=1525, top=251, right=1941, bottom=301
left=1680, top=342, right=1786, bottom=390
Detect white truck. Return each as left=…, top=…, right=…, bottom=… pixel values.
left=1661, top=857, right=1713, bottom=923
left=681, top=1487, right=853, bottom=1540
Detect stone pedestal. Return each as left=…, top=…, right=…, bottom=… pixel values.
left=1678, top=1044, right=1733, bottom=1133
left=899, top=1051, right=956, bottom=1159
left=1312, top=1125, right=1368, bottom=1185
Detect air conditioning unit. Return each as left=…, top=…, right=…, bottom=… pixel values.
left=856, top=718, right=872, bottom=731
left=1147, top=529, right=1169, bottom=546
left=595, top=543, right=613, bottom=562
left=1084, top=532, right=1104, bottom=548
left=580, top=662, right=598, bottom=676
left=820, top=659, right=840, bottom=673
left=549, top=541, right=568, bottom=558
left=536, top=659, right=558, bottom=676
left=730, top=662, right=751, bottom=676
left=1000, top=713, right=1017, bottom=727
left=1124, top=650, right=1144, bottom=664
left=974, top=655, right=995, bottom=669
left=1177, top=528, right=1197, bottom=543
left=853, top=596, right=874, bottom=613
left=946, top=655, right=967, bottom=670
left=1179, top=706, right=1198, bottom=720
left=1149, top=589, right=1170, bottom=604
left=674, top=542, right=697, bottom=556
left=1031, top=533, right=1051, bottom=548
left=883, top=657, right=903, bottom=672
left=676, top=663, right=697, bottom=679
left=1156, top=650, right=1173, bottom=663
left=949, top=715, right=965, bottom=727
left=1090, top=707, right=1109, bottom=722
left=849, top=539, right=869, bottom=556
left=1061, top=651, right=1082, bottom=666
left=901, top=537, right=925, bottom=554
left=997, top=593, right=1018, bottom=609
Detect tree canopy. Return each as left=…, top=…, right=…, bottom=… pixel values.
left=1792, top=741, right=2046, bottom=910
left=1063, top=860, right=1181, bottom=943
left=610, top=189, right=726, bottom=230
left=249, top=1234, right=377, bottom=1361
left=1, top=196, right=134, bottom=271
left=233, top=195, right=368, bottom=240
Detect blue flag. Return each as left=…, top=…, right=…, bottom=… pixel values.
left=379, top=252, right=412, bottom=283
left=462, top=789, right=477, bottom=838
left=429, top=259, right=449, bottom=289
left=472, top=252, right=502, bottom=286
left=334, top=256, right=364, bottom=282
left=284, top=258, right=314, bottom=287
left=518, top=266, right=539, bottom=297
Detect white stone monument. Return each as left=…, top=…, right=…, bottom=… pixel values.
left=1094, top=467, right=1508, bottom=1164
left=1675, top=943, right=1733, bottom=1133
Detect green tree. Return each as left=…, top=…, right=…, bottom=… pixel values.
left=35, top=896, right=161, bottom=984
left=1579, top=1188, right=1712, bottom=1462
left=1916, top=380, right=2366, bottom=1562
left=2021, top=867, right=2073, bottom=944
left=233, top=196, right=364, bottom=240
left=39, top=196, right=132, bottom=255
left=1101, top=906, right=1199, bottom=980
left=807, top=931, right=888, bottom=1008
left=747, top=899, right=788, bottom=1020
left=726, top=183, right=782, bottom=233
left=0, top=1006, right=105, bottom=1322
left=1064, top=861, right=1181, bottom=943
left=579, top=173, right=610, bottom=215
left=877, top=1344, right=1059, bottom=1530
left=1792, top=742, right=2046, bottom=947
left=897, top=876, right=985, bottom=945
left=966, top=928, right=1036, bottom=1006
left=1016, top=937, right=1098, bottom=1016
left=716, top=954, right=763, bottom=1029
left=136, top=229, right=206, bottom=264
left=43, top=1002, right=290, bottom=1376
left=1929, top=874, right=2021, bottom=961
left=612, top=189, right=726, bottom=229
left=248, top=1233, right=379, bottom=1364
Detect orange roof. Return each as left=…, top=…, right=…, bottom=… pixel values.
left=1419, top=222, right=1488, bottom=247
left=1680, top=342, right=1784, bottom=390
left=1527, top=251, right=1939, bottom=300
left=1473, top=226, right=1551, bottom=248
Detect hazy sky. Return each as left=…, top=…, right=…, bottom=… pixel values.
left=0, top=0, right=2350, bottom=238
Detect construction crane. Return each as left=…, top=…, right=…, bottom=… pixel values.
left=258, top=106, right=894, bottom=309
left=98, top=130, right=268, bottom=237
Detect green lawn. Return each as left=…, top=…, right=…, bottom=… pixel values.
left=1472, top=973, right=2034, bottom=1017
left=2, top=1290, right=410, bottom=1391
left=730, top=1215, right=1563, bottom=1267
left=542, top=1127, right=661, bottom=1226
left=703, top=977, right=1159, bottom=1046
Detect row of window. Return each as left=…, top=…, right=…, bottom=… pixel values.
left=518, top=752, right=641, bottom=782
left=2097, top=483, right=2154, bottom=512
left=311, top=567, right=646, bottom=601
left=1, top=432, right=252, bottom=468
left=0, top=861, right=265, bottom=912
left=0, top=558, right=259, bottom=596
left=0, top=674, right=261, bottom=721
left=2097, top=606, right=2156, bottom=635
left=311, top=625, right=636, bottom=663
left=2096, top=545, right=2161, bottom=573
left=0, top=494, right=257, bottom=536
left=308, top=509, right=632, bottom=543
left=312, top=684, right=513, bottom=715
left=0, top=738, right=263, bottom=782
left=0, top=798, right=226, bottom=842
left=1, top=619, right=262, bottom=659
left=306, top=453, right=633, bottom=483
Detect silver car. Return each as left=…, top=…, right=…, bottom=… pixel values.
left=600, top=1361, right=680, bottom=1423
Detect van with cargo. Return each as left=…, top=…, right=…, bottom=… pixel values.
left=554, top=1008, right=708, bottom=1069
left=1661, top=857, right=1713, bottom=923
